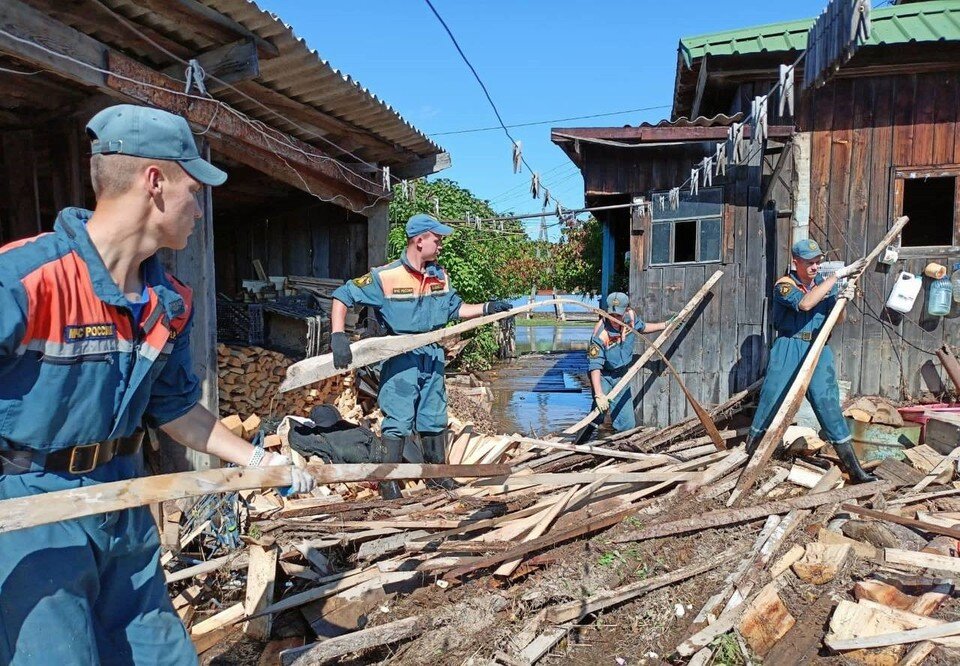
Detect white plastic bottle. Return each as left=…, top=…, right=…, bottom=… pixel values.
left=885, top=271, right=922, bottom=313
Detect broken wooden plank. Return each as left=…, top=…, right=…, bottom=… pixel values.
left=615, top=482, right=888, bottom=544
left=910, top=443, right=960, bottom=493
left=0, top=463, right=510, bottom=534
left=243, top=544, right=278, bottom=640
left=791, top=543, right=851, bottom=585
left=826, top=619, right=960, bottom=651
left=737, top=582, right=795, bottom=656
left=473, top=471, right=697, bottom=489
left=495, top=486, right=577, bottom=577
left=165, top=555, right=231, bottom=584
left=191, top=602, right=245, bottom=654
left=842, top=503, right=960, bottom=541
left=278, top=616, right=425, bottom=665
left=727, top=215, right=910, bottom=506
left=885, top=548, right=960, bottom=575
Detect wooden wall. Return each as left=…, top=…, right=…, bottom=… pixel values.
left=799, top=72, right=960, bottom=400
left=213, top=201, right=369, bottom=296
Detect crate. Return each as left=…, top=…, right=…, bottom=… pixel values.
left=216, top=300, right=264, bottom=346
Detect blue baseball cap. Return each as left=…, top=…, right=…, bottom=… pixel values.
left=86, top=104, right=227, bottom=186
left=791, top=238, right=825, bottom=260
left=606, top=292, right=630, bottom=314
left=405, top=213, right=453, bottom=238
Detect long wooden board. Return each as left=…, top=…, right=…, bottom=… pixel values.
left=0, top=463, right=510, bottom=534
left=562, top=270, right=724, bottom=435
left=727, top=216, right=909, bottom=506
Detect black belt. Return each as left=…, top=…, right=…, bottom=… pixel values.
left=780, top=331, right=813, bottom=341
left=0, top=431, right=144, bottom=475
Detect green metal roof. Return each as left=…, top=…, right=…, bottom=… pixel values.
left=680, top=1, right=960, bottom=66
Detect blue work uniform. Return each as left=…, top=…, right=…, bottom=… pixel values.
left=0, top=208, right=199, bottom=665
left=332, top=255, right=463, bottom=439
left=748, top=271, right=852, bottom=445
left=587, top=310, right=641, bottom=432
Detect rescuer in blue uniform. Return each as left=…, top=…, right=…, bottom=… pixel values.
left=583, top=292, right=670, bottom=439
left=0, top=105, right=313, bottom=665
left=747, top=238, right=874, bottom=483
left=330, top=214, right=511, bottom=498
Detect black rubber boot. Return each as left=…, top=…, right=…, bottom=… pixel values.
left=378, top=436, right=404, bottom=500
left=745, top=434, right=759, bottom=456
left=421, top=432, right=461, bottom=491
left=833, top=441, right=877, bottom=484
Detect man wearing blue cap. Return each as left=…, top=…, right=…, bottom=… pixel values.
left=0, top=104, right=313, bottom=664
left=746, top=238, right=874, bottom=482
left=330, top=214, right=511, bottom=498
left=583, top=292, right=671, bottom=438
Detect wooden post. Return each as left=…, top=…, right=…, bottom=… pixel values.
left=366, top=200, right=389, bottom=268
left=527, top=284, right=536, bottom=319
left=601, top=216, right=614, bottom=302
left=727, top=216, right=910, bottom=506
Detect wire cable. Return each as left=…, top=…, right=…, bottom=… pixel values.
left=430, top=104, right=673, bottom=136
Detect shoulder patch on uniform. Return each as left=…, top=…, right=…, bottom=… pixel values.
left=587, top=344, right=601, bottom=358
left=353, top=273, right=373, bottom=287
left=778, top=283, right=793, bottom=297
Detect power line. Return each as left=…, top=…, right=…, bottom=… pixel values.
left=422, top=0, right=567, bottom=211
left=430, top=104, right=673, bottom=136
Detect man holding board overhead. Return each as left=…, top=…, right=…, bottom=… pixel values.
left=330, top=214, right=511, bottom=499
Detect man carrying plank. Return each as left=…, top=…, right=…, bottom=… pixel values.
left=582, top=292, right=671, bottom=439
left=746, top=238, right=874, bottom=483
left=330, top=214, right=511, bottom=499
left=0, top=105, right=313, bottom=665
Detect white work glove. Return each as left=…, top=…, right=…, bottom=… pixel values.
left=836, top=257, right=867, bottom=280
left=595, top=392, right=610, bottom=412
left=840, top=281, right=858, bottom=300
left=258, top=451, right=315, bottom=497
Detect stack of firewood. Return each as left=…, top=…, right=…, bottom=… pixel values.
left=217, top=343, right=343, bottom=418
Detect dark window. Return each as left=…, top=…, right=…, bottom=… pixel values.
left=650, top=187, right=723, bottom=265
left=901, top=176, right=955, bottom=247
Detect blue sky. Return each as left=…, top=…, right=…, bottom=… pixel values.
left=256, top=0, right=830, bottom=233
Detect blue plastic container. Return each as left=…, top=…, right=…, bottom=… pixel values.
left=928, top=276, right=953, bottom=316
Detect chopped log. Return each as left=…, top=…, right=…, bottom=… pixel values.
left=0, top=463, right=511, bottom=534
left=728, top=216, right=910, bottom=506
left=243, top=544, right=278, bottom=640
left=818, top=528, right=878, bottom=559
left=278, top=616, right=425, bottom=666
left=855, top=581, right=921, bottom=611
left=791, top=543, right=851, bottom=585
left=737, top=582, right=795, bottom=656
left=221, top=414, right=244, bottom=436
left=614, top=482, right=888, bottom=544
left=873, top=401, right=905, bottom=427
left=770, top=544, right=805, bottom=578
left=826, top=599, right=911, bottom=663
left=787, top=463, right=824, bottom=489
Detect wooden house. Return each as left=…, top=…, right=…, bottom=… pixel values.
left=552, top=0, right=960, bottom=428
left=0, top=0, right=448, bottom=467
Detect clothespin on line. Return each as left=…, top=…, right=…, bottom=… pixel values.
left=184, top=59, right=208, bottom=96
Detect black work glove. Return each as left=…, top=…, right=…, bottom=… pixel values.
left=483, top=300, right=512, bottom=315
left=331, top=332, right=353, bottom=369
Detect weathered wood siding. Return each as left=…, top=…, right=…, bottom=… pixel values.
left=800, top=73, right=960, bottom=400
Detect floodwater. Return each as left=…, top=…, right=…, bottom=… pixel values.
left=487, top=324, right=596, bottom=436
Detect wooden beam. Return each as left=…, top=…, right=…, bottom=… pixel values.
left=562, top=270, right=724, bottom=435
left=136, top=0, right=279, bottom=59
left=841, top=504, right=960, bottom=541
left=0, top=463, right=511, bottom=534
left=615, top=482, right=888, bottom=544
left=243, top=543, right=278, bottom=641
left=727, top=216, right=910, bottom=506
left=690, top=55, right=708, bottom=119
left=278, top=616, right=424, bottom=666
left=161, top=39, right=259, bottom=91
left=392, top=151, right=452, bottom=179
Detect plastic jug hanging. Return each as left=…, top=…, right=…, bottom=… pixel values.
left=928, top=276, right=953, bottom=316
left=885, top=271, right=922, bottom=313
left=952, top=262, right=960, bottom=304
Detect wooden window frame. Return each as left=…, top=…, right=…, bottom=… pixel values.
left=646, top=186, right=725, bottom=268
left=890, top=165, right=960, bottom=258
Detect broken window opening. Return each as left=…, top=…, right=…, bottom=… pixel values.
left=894, top=169, right=959, bottom=250
left=650, top=187, right=724, bottom=266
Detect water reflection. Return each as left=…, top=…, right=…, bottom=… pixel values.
left=488, top=324, right=595, bottom=436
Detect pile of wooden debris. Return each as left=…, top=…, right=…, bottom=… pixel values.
left=160, top=385, right=960, bottom=666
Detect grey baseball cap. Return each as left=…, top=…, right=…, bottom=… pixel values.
left=86, top=104, right=227, bottom=186
left=606, top=292, right=630, bottom=314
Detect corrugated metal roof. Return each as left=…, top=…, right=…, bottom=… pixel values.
left=100, top=0, right=443, bottom=165
left=637, top=112, right=745, bottom=128
left=680, top=0, right=960, bottom=66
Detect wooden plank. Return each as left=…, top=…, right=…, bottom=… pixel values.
left=495, top=485, right=577, bottom=577
left=841, top=504, right=960, bottom=540
left=727, top=216, right=910, bottom=506
left=243, top=544, right=278, bottom=640
left=826, top=619, right=960, bottom=651
left=473, top=471, right=697, bottom=490
left=615, top=481, right=888, bottom=544
left=886, top=548, right=960, bottom=575
left=165, top=555, right=231, bottom=584
left=278, top=616, right=424, bottom=666
left=0, top=463, right=511, bottom=534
